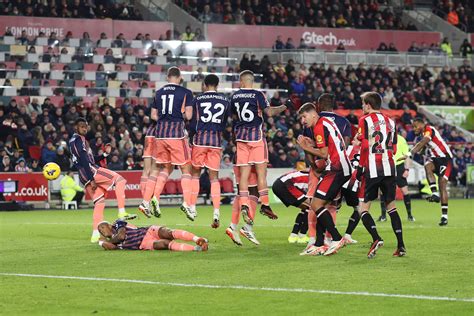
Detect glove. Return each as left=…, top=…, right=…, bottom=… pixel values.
left=355, top=166, right=364, bottom=181
left=285, top=98, right=294, bottom=110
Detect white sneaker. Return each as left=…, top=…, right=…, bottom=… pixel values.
left=138, top=202, right=151, bottom=218
left=324, top=236, right=332, bottom=247
left=324, top=239, right=345, bottom=256
left=180, top=203, right=195, bottom=221
left=343, top=234, right=358, bottom=244
left=300, top=244, right=317, bottom=256
left=239, top=226, right=260, bottom=245
left=211, top=210, right=220, bottom=229
left=90, top=230, right=100, bottom=243
left=308, top=245, right=329, bottom=256
left=225, top=227, right=242, bottom=246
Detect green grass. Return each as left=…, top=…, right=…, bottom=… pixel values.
left=0, top=199, right=473, bottom=315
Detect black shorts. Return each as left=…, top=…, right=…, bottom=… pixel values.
left=431, top=157, right=453, bottom=180
left=396, top=164, right=408, bottom=188
left=314, top=171, right=350, bottom=202
left=359, top=175, right=396, bottom=203
left=341, top=187, right=359, bottom=207
left=272, top=179, right=306, bottom=207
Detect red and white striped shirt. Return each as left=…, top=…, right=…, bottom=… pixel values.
left=313, top=117, right=352, bottom=176
left=358, top=112, right=397, bottom=178
left=423, top=125, right=453, bottom=158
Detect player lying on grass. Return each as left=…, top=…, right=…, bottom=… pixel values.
left=97, top=220, right=209, bottom=251
left=69, top=117, right=137, bottom=243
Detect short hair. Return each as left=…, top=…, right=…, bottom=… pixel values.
left=361, top=92, right=382, bottom=110
left=167, top=66, right=181, bottom=78
left=412, top=117, right=425, bottom=124
left=240, top=70, right=254, bottom=81
left=74, top=117, right=87, bottom=125
left=204, top=74, right=219, bottom=87
left=297, top=102, right=317, bottom=115
left=318, top=93, right=335, bottom=111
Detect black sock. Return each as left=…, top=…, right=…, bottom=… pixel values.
left=441, top=203, right=448, bottom=216
left=316, top=208, right=342, bottom=241
left=314, top=221, right=325, bottom=247
left=388, top=208, right=404, bottom=248
left=361, top=211, right=381, bottom=242
left=300, top=211, right=308, bottom=234
left=429, top=181, right=438, bottom=194
left=345, top=209, right=360, bottom=235
left=291, top=213, right=303, bottom=234
left=403, top=195, right=412, bottom=216
left=380, top=195, right=387, bottom=217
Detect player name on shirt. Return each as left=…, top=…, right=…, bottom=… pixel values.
left=231, top=89, right=269, bottom=142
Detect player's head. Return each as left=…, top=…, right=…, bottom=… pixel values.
left=74, top=117, right=88, bottom=136
left=167, top=66, right=181, bottom=84
left=317, top=93, right=335, bottom=113
left=412, top=117, right=426, bottom=135
left=239, top=70, right=254, bottom=88
left=97, top=221, right=112, bottom=238
left=297, top=102, right=318, bottom=128
left=361, top=92, right=382, bottom=114
left=204, top=74, right=219, bottom=91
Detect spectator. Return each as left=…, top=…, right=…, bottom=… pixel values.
left=41, top=140, right=57, bottom=164
left=447, top=8, right=459, bottom=26
left=459, top=39, right=473, bottom=58
left=180, top=26, right=195, bottom=41
left=221, top=154, right=233, bottom=169
left=408, top=42, right=420, bottom=53
left=107, top=154, right=123, bottom=170
left=273, top=36, right=285, bottom=50
left=440, top=37, right=453, bottom=57
left=285, top=37, right=295, bottom=50
left=274, top=149, right=293, bottom=167
left=14, top=157, right=30, bottom=172
left=56, top=146, right=70, bottom=171
left=60, top=171, right=84, bottom=207
left=336, top=43, right=345, bottom=51
left=192, top=67, right=205, bottom=82
left=298, top=38, right=308, bottom=49
left=388, top=43, right=398, bottom=52
left=0, top=155, right=12, bottom=172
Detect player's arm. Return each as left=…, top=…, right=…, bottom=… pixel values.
left=184, top=90, right=193, bottom=121
left=410, top=136, right=430, bottom=155
left=257, top=91, right=287, bottom=117
left=297, top=136, right=328, bottom=159
left=100, top=240, right=119, bottom=250
left=342, top=120, right=352, bottom=147
left=109, top=227, right=126, bottom=244
left=93, top=144, right=111, bottom=163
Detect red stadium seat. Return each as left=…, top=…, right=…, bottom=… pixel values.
left=12, top=96, right=30, bottom=104
left=220, top=178, right=234, bottom=193
left=163, top=180, right=178, bottom=195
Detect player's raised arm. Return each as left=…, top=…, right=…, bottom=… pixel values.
left=184, top=90, right=194, bottom=121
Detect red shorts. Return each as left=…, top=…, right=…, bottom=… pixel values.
left=233, top=165, right=258, bottom=187
left=306, top=168, right=319, bottom=198
left=153, top=138, right=191, bottom=165
left=139, top=225, right=163, bottom=250
left=86, top=167, right=121, bottom=203
left=142, top=136, right=154, bottom=159
left=236, top=139, right=268, bottom=166
left=191, top=146, right=222, bottom=171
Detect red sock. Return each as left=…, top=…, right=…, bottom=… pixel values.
left=143, top=176, right=157, bottom=202
left=239, top=191, right=249, bottom=207
left=181, top=174, right=192, bottom=205
left=210, top=179, right=221, bottom=210
left=231, top=196, right=240, bottom=226
left=168, top=241, right=196, bottom=251
left=190, top=176, right=200, bottom=206
left=249, top=195, right=258, bottom=220
left=154, top=171, right=169, bottom=201
left=140, top=176, right=147, bottom=197
left=172, top=229, right=196, bottom=241
left=258, top=189, right=269, bottom=206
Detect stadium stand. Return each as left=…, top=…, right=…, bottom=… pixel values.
left=433, top=0, right=474, bottom=32
left=0, top=0, right=143, bottom=20
left=0, top=28, right=472, bottom=187
left=175, top=0, right=417, bottom=30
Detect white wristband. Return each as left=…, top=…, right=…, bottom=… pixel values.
left=98, top=241, right=104, bottom=246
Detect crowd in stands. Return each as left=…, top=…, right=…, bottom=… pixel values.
left=176, top=0, right=417, bottom=30
left=0, top=29, right=472, bottom=187
left=0, top=0, right=143, bottom=20
left=434, top=0, right=473, bottom=32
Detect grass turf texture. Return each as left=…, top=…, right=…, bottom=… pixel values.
left=0, top=199, right=473, bottom=315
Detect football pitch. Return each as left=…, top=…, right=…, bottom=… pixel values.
left=1, top=199, right=473, bottom=315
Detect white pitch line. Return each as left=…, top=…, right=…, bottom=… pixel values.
left=0, top=273, right=472, bottom=303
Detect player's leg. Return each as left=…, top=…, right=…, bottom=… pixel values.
left=139, top=161, right=160, bottom=217
left=425, top=161, right=440, bottom=202
left=140, top=156, right=152, bottom=197
left=226, top=193, right=243, bottom=246
left=438, top=169, right=449, bottom=226
left=209, top=169, right=221, bottom=228
left=150, top=163, right=173, bottom=218
left=378, top=191, right=387, bottom=221
left=342, top=188, right=360, bottom=244
left=190, top=165, right=202, bottom=216
left=400, top=185, right=414, bottom=221
left=158, top=226, right=208, bottom=251
left=238, top=164, right=252, bottom=224
left=179, top=163, right=195, bottom=220
left=88, top=185, right=106, bottom=243
left=239, top=185, right=260, bottom=245
left=396, top=164, right=414, bottom=221
left=254, top=162, right=278, bottom=220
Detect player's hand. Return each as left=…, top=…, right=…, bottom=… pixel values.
left=397, top=155, right=408, bottom=162
left=104, top=143, right=112, bottom=155
left=355, top=166, right=364, bottom=181
left=403, top=169, right=409, bottom=178
left=90, top=180, right=97, bottom=191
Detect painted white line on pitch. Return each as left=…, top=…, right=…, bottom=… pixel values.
left=0, top=273, right=472, bottom=303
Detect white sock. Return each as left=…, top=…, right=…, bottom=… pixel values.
left=290, top=233, right=298, bottom=238
left=142, top=200, right=150, bottom=208
left=192, top=236, right=199, bottom=242
left=442, top=214, right=448, bottom=219
left=230, top=223, right=237, bottom=230
left=213, top=209, right=220, bottom=216
left=308, top=237, right=316, bottom=244
left=118, top=208, right=125, bottom=214
left=433, top=192, right=440, bottom=197
left=344, top=233, right=351, bottom=239
left=244, top=223, right=253, bottom=231
left=92, top=230, right=99, bottom=236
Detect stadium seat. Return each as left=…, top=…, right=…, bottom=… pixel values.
left=28, top=146, right=41, bottom=161
left=220, top=178, right=234, bottom=193
left=164, top=180, right=178, bottom=195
